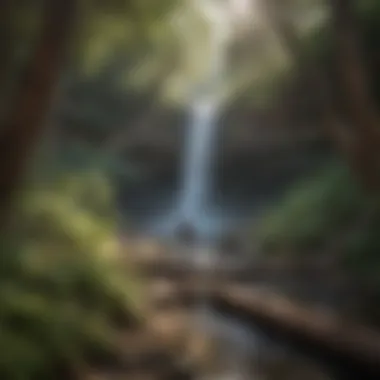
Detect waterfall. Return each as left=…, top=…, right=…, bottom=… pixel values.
left=149, top=0, right=232, bottom=239
left=175, top=0, right=227, bottom=234
left=177, top=98, right=219, bottom=225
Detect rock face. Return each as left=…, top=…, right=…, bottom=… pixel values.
left=119, top=102, right=328, bottom=180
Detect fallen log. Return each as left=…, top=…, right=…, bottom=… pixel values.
left=213, top=285, right=380, bottom=375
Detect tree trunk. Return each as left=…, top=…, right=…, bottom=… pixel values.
left=258, top=0, right=355, bottom=169
left=0, top=0, right=75, bottom=227
left=330, top=0, right=380, bottom=190
left=259, top=0, right=380, bottom=191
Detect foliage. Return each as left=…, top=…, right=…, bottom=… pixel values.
left=255, top=161, right=367, bottom=254
left=0, top=159, right=142, bottom=379
left=255, top=157, right=380, bottom=287
left=343, top=211, right=380, bottom=282
left=1, top=0, right=182, bottom=125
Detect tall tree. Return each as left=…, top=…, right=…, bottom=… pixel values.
left=0, top=0, right=75, bottom=227
left=331, top=0, right=380, bottom=190
left=257, top=0, right=380, bottom=191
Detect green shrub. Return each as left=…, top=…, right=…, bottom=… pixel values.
left=0, top=164, right=142, bottom=379
left=255, top=161, right=367, bottom=254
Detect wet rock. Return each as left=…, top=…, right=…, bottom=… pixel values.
left=148, top=279, right=179, bottom=305
left=85, top=325, right=196, bottom=380
left=133, top=238, right=164, bottom=263
left=175, top=223, right=197, bottom=245
left=184, top=331, right=225, bottom=376
left=218, top=233, right=242, bottom=256
left=147, top=308, right=191, bottom=351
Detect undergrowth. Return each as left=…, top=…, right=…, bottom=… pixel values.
left=0, top=150, right=142, bottom=379
left=255, top=160, right=380, bottom=281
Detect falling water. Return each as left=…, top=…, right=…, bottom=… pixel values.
left=177, top=98, right=219, bottom=226
left=175, top=1, right=227, bottom=235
